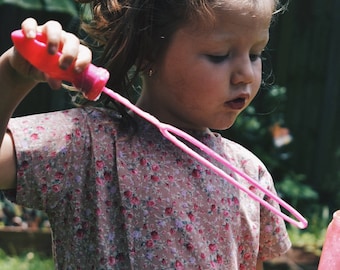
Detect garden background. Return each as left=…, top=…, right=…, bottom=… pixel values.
left=0, top=0, right=339, bottom=269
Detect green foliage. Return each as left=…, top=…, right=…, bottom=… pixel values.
left=0, top=249, right=54, bottom=270
left=276, top=172, right=318, bottom=207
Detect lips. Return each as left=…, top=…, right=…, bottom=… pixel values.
left=226, top=97, right=247, bottom=110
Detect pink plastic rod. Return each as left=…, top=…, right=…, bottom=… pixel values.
left=11, top=29, right=308, bottom=229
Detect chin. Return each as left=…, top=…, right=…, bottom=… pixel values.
left=208, top=113, right=240, bottom=130
left=210, top=121, right=235, bottom=131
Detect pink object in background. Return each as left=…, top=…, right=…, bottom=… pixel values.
left=318, top=211, right=340, bottom=269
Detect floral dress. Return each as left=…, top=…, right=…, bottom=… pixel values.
left=5, top=107, right=291, bottom=269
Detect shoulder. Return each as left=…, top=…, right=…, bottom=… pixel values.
left=213, top=133, right=272, bottom=185
left=9, top=107, right=121, bottom=131
left=217, top=133, right=265, bottom=167
left=8, top=107, right=123, bottom=155
left=61, top=107, right=122, bottom=125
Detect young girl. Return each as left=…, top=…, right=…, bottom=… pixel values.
left=0, top=0, right=291, bottom=269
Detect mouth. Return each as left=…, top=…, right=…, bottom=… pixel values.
left=225, top=96, right=247, bottom=110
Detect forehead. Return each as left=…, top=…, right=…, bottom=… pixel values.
left=211, top=0, right=276, bottom=16
left=174, top=2, right=272, bottom=48
left=201, top=0, right=275, bottom=28
left=186, top=0, right=274, bottom=34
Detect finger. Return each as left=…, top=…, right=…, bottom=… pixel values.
left=59, top=32, right=81, bottom=70
left=46, top=76, right=62, bottom=90
left=74, top=45, right=92, bottom=73
left=40, top=21, right=63, bottom=55
left=21, top=18, right=39, bottom=39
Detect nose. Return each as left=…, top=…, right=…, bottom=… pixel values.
left=230, top=56, right=256, bottom=85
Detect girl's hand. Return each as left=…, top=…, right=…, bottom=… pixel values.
left=10, top=18, right=92, bottom=89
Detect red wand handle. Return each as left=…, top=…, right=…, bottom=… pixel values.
left=11, top=29, right=109, bottom=101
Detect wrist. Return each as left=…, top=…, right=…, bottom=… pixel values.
left=0, top=48, right=38, bottom=118
left=0, top=48, right=37, bottom=94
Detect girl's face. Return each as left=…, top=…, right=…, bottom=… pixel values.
left=137, top=1, right=273, bottom=131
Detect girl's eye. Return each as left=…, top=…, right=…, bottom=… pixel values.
left=206, top=52, right=264, bottom=63
left=206, top=54, right=229, bottom=64
left=249, top=53, right=262, bottom=62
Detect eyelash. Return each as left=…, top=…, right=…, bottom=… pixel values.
left=207, top=54, right=229, bottom=63
left=207, top=53, right=263, bottom=64
left=249, top=54, right=262, bottom=62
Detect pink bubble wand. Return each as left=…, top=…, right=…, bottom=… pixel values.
left=11, top=30, right=308, bottom=229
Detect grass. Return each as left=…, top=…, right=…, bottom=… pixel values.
left=0, top=249, right=54, bottom=270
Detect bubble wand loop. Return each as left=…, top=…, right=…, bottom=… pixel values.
left=11, top=30, right=308, bottom=229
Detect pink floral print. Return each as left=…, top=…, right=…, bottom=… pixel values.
left=6, top=107, right=291, bottom=269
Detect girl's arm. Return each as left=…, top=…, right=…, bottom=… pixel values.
left=0, top=133, right=16, bottom=189
left=256, top=260, right=263, bottom=270
left=0, top=43, right=38, bottom=190
left=0, top=18, right=92, bottom=189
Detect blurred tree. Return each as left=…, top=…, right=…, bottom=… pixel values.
left=268, top=0, right=340, bottom=212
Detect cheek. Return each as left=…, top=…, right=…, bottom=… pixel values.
left=160, top=61, right=202, bottom=97
left=178, top=64, right=221, bottom=94
left=252, top=64, right=263, bottom=92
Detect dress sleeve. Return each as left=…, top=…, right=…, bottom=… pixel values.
left=258, top=168, right=292, bottom=261
left=5, top=108, right=92, bottom=211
